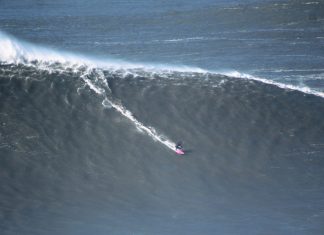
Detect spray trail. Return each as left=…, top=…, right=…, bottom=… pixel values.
left=102, top=98, right=176, bottom=151
left=80, top=70, right=176, bottom=152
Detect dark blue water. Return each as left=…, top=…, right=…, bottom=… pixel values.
left=1, top=1, right=324, bottom=235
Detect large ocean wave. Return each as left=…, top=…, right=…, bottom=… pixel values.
left=1, top=30, right=324, bottom=153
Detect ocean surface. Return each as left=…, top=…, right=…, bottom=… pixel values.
left=1, top=0, right=324, bottom=234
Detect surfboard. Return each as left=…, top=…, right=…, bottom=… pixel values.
left=175, top=149, right=185, bottom=155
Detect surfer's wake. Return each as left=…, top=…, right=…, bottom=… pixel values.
left=102, top=98, right=176, bottom=152
left=79, top=69, right=176, bottom=152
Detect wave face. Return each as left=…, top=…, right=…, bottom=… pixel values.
left=1, top=34, right=324, bottom=235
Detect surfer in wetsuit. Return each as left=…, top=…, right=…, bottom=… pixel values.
left=175, top=142, right=183, bottom=150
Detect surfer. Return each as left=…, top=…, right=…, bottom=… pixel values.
left=175, top=142, right=185, bottom=155
left=175, top=142, right=183, bottom=151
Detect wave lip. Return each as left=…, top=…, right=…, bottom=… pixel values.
left=0, top=31, right=84, bottom=65
left=224, top=71, right=324, bottom=98
left=0, top=31, right=208, bottom=75
left=1, top=31, right=324, bottom=99
left=0, top=31, right=25, bottom=63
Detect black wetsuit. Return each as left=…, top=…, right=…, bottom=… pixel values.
left=176, top=143, right=183, bottom=150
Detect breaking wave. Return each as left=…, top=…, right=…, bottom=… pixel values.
left=1, top=30, right=324, bottom=153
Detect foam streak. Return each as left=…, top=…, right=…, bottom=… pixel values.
left=79, top=71, right=176, bottom=152
left=102, top=98, right=176, bottom=151
left=224, top=71, right=324, bottom=98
